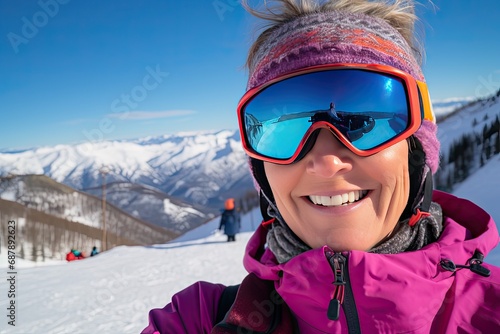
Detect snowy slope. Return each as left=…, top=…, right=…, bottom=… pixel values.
left=436, top=95, right=499, bottom=153
left=0, top=209, right=257, bottom=334
left=432, top=97, right=474, bottom=119
left=452, top=156, right=500, bottom=265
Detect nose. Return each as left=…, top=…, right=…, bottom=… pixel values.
left=304, top=129, right=353, bottom=178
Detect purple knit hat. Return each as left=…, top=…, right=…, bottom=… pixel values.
left=246, top=10, right=440, bottom=174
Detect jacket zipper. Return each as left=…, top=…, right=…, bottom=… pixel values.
left=325, top=250, right=361, bottom=334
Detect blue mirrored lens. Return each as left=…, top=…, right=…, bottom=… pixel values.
left=242, top=69, right=410, bottom=160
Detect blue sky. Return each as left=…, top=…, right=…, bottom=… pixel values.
left=1, top=0, right=499, bottom=150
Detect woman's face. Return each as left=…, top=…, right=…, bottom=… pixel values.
left=264, top=129, right=410, bottom=251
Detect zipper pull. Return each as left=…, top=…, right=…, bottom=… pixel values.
left=325, top=251, right=346, bottom=320
left=328, top=284, right=345, bottom=320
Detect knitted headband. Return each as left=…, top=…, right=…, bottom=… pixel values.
left=246, top=10, right=440, bottom=176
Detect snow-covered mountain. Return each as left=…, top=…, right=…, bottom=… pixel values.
left=436, top=94, right=499, bottom=150
left=0, top=129, right=252, bottom=206
left=435, top=92, right=500, bottom=193
left=0, top=130, right=255, bottom=233
left=432, top=97, right=475, bottom=120
left=82, top=181, right=212, bottom=233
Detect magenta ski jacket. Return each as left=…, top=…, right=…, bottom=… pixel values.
left=142, top=191, right=500, bottom=333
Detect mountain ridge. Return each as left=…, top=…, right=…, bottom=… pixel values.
left=0, top=129, right=255, bottom=232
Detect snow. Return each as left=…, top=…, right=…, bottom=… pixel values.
left=437, top=96, right=499, bottom=152
left=432, top=97, right=474, bottom=118
left=0, top=190, right=16, bottom=202
left=163, top=198, right=204, bottom=218
left=452, top=156, right=500, bottom=265
left=0, top=209, right=258, bottom=333
left=0, top=130, right=249, bottom=199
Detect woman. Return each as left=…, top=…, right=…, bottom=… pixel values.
left=142, top=0, right=500, bottom=333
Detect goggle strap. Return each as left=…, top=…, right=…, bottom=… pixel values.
left=419, top=171, right=434, bottom=214
left=261, top=189, right=280, bottom=218
left=416, top=80, right=435, bottom=122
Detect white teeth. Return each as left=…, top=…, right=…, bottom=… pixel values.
left=341, top=193, right=348, bottom=203
left=309, top=190, right=367, bottom=207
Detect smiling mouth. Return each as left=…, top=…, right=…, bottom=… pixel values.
left=308, top=190, right=368, bottom=207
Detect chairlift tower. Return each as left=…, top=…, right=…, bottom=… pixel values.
left=101, top=167, right=108, bottom=251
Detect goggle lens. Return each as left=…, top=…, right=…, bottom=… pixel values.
left=241, top=68, right=416, bottom=161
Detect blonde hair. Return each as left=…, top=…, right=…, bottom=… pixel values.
left=242, top=0, right=424, bottom=70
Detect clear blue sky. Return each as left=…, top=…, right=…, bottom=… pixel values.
left=1, top=0, right=499, bottom=150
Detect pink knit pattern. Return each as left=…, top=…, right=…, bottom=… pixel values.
left=247, top=11, right=439, bottom=173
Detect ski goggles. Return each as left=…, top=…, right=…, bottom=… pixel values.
left=237, top=63, right=434, bottom=164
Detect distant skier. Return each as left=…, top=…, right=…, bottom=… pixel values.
left=90, top=246, right=99, bottom=257
left=219, top=198, right=241, bottom=242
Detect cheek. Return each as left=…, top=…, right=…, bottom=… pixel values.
left=264, top=162, right=295, bottom=200
left=377, top=143, right=411, bottom=212
left=264, top=162, right=283, bottom=193
left=264, top=160, right=306, bottom=189
left=380, top=141, right=409, bottom=178
left=382, top=154, right=409, bottom=188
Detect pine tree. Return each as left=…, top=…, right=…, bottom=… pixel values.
left=446, top=173, right=454, bottom=192
left=19, top=243, right=25, bottom=259
left=485, top=138, right=492, bottom=160
left=448, top=142, right=456, bottom=164
left=495, top=133, right=500, bottom=155
left=32, top=243, right=38, bottom=262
